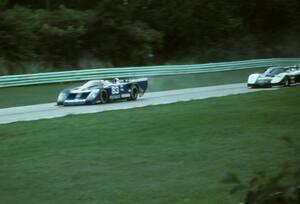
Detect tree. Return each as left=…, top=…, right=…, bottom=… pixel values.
left=0, top=6, right=40, bottom=74
left=85, top=0, right=162, bottom=66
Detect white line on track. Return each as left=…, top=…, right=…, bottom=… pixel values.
left=0, top=83, right=276, bottom=125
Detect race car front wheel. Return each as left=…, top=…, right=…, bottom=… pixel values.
left=100, top=89, right=109, bottom=104
left=129, top=85, right=139, bottom=101
left=284, top=77, right=290, bottom=87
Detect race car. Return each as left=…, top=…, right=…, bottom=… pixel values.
left=57, top=78, right=148, bottom=106
left=247, top=65, right=300, bottom=88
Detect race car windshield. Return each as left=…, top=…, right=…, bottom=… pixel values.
left=264, top=68, right=285, bottom=77
left=287, top=66, right=299, bottom=72
left=80, top=80, right=108, bottom=90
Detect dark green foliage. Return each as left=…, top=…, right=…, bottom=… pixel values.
left=0, top=6, right=40, bottom=74
left=0, top=6, right=95, bottom=74
left=0, top=0, right=7, bottom=10
left=85, top=0, right=162, bottom=66
left=1, top=0, right=300, bottom=74
left=224, top=137, right=300, bottom=203
left=36, top=6, right=94, bottom=66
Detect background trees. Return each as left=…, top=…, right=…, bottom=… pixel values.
left=1, top=0, right=300, bottom=74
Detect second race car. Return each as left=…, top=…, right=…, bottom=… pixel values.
left=247, top=65, right=300, bottom=88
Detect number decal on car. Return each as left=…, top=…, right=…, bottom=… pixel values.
left=112, top=86, right=120, bottom=94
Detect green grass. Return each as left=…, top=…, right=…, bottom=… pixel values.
left=0, top=86, right=299, bottom=204
left=0, top=68, right=265, bottom=108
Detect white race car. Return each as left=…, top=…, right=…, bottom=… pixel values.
left=247, top=65, right=300, bottom=88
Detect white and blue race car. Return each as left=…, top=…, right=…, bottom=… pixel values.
left=247, top=65, right=300, bottom=88
left=57, top=78, right=148, bottom=106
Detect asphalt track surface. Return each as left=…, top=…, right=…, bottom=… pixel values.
left=0, top=83, right=276, bottom=125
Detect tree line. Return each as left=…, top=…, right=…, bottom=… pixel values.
left=1, top=0, right=300, bottom=75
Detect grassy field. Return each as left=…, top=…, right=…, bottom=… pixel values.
left=0, top=68, right=265, bottom=108
left=0, top=86, right=299, bottom=204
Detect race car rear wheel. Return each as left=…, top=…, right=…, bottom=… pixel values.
left=100, top=89, right=109, bottom=104
left=129, top=85, right=139, bottom=101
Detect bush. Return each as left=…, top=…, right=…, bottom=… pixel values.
left=223, top=137, right=300, bottom=204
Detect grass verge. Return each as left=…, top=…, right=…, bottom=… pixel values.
left=0, top=68, right=265, bottom=108
left=0, top=86, right=299, bottom=204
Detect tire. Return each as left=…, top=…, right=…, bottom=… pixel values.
left=129, top=85, right=139, bottom=101
left=284, top=77, right=290, bottom=87
left=100, top=89, right=109, bottom=104
left=57, top=102, right=63, bottom=106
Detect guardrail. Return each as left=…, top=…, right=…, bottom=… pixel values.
left=1, top=58, right=300, bottom=88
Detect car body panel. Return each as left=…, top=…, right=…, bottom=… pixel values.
left=248, top=73, right=260, bottom=84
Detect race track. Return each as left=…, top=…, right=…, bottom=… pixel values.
left=0, top=83, right=276, bottom=124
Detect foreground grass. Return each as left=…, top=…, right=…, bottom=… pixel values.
left=0, top=86, right=299, bottom=204
left=0, top=68, right=264, bottom=108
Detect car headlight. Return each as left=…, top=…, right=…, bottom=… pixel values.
left=57, top=92, right=67, bottom=101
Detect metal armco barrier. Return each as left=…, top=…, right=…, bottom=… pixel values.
left=0, top=58, right=300, bottom=88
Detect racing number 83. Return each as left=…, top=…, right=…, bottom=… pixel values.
left=111, top=86, right=120, bottom=94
